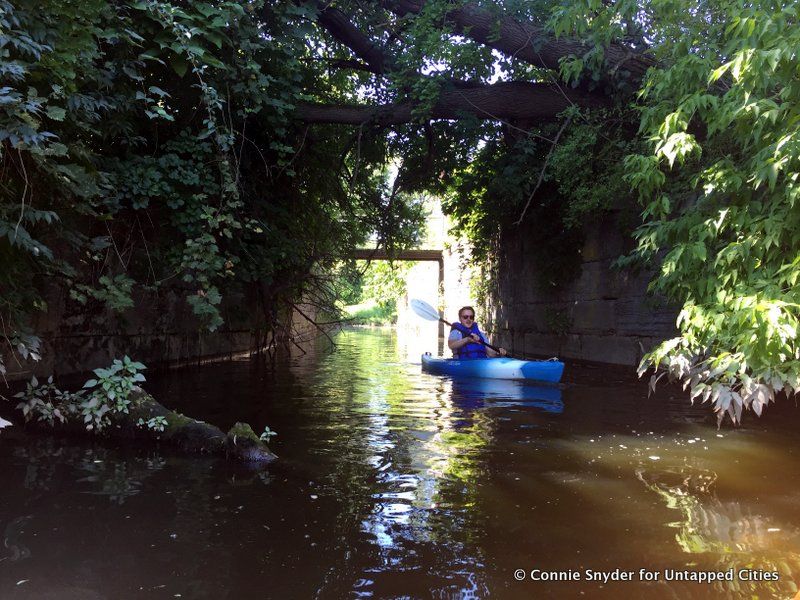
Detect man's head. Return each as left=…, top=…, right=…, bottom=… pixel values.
left=458, top=306, right=476, bottom=324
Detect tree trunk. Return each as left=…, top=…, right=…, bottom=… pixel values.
left=296, top=81, right=608, bottom=125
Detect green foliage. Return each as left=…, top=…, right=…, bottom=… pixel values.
left=6, top=356, right=147, bottom=432
left=0, top=0, right=427, bottom=372
left=137, top=415, right=167, bottom=432
left=362, top=261, right=410, bottom=309
left=548, top=0, right=650, bottom=95
left=340, top=260, right=411, bottom=324
left=73, top=274, right=136, bottom=311
left=548, top=115, right=640, bottom=228
left=12, top=375, right=71, bottom=427
left=345, top=301, right=398, bottom=325
left=82, top=356, right=147, bottom=427
left=444, top=113, right=633, bottom=293
left=78, top=356, right=145, bottom=431
left=6, top=0, right=793, bottom=428
left=334, top=262, right=364, bottom=305
left=0, top=328, right=41, bottom=379
left=555, top=0, right=800, bottom=422
left=259, top=425, right=277, bottom=442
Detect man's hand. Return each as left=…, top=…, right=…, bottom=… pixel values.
left=459, top=333, right=480, bottom=348
left=498, top=347, right=508, bottom=356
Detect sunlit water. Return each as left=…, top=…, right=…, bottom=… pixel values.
left=2, top=328, right=800, bottom=599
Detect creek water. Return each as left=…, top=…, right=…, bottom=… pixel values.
left=1, top=327, right=799, bottom=599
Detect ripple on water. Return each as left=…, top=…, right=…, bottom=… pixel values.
left=2, top=328, right=800, bottom=599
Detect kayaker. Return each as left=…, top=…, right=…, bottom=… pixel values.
left=448, top=306, right=507, bottom=359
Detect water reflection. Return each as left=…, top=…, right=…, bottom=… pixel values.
left=1, top=328, right=800, bottom=599
left=3, top=516, right=32, bottom=562
left=305, top=330, right=492, bottom=597
left=10, top=440, right=167, bottom=503
left=636, top=463, right=800, bottom=598
left=450, top=378, right=563, bottom=412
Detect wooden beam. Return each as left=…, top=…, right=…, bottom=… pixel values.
left=352, top=248, right=443, bottom=261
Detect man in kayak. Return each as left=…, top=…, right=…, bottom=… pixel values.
left=447, top=306, right=507, bottom=359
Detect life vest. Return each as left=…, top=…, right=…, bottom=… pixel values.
left=451, top=322, right=488, bottom=359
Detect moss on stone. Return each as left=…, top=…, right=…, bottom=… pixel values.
left=226, top=422, right=277, bottom=464
left=227, top=422, right=259, bottom=440
left=163, top=412, right=194, bottom=430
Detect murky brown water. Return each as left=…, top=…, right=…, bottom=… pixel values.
left=1, top=328, right=799, bottom=599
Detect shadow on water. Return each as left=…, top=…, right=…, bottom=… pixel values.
left=1, top=327, right=799, bottom=599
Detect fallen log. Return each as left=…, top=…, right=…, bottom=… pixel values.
left=2, top=389, right=277, bottom=465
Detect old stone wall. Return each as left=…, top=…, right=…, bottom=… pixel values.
left=486, top=211, right=677, bottom=366
left=3, top=287, right=320, bottom=382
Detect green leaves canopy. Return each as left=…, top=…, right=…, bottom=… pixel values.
left=3, top=0, right=799, bottom=425
left=552, top=0, right=800, bottom=422
left=0, top=0, right=426, bottom=373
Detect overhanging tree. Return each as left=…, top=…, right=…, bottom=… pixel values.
left=298, top=0, right=800, bottom=423
left=2, top=0, right=798, bottom=424
left=0, top=0, right=427, bottom=375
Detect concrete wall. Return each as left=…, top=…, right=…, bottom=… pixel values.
left=485, top=211, right=677, bottom=366
left=2, top=286, right=320, bottom=382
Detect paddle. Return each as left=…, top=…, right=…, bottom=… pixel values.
left=409, top=298, right=507, bottom=356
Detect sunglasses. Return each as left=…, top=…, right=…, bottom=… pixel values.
left=460, top=314, right=475, bottom=320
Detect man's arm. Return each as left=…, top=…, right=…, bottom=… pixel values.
left=448, top=331, right=480, bottom=351
left=447, top=329, right=507, bottom=356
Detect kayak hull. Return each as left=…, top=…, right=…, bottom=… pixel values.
left=421, top=353, right=564, bottom=383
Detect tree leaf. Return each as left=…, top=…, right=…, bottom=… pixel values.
left=45, top=105, right=66, bottom=121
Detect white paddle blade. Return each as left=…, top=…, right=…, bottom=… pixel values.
left=410, top=298, right=441, bottom=321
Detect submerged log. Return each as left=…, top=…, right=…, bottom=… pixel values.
left=226, top=422, right=276, bottom=463
left=119, top=390, right=278, bottom=464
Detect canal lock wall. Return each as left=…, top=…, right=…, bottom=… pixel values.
left=486, top=211, right=678, bottom=366
left=2, top=286, right=321, bottom=382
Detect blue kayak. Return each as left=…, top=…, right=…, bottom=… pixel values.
left=421, top=353, right=564, bottom=383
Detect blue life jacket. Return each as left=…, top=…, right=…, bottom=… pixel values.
left=451, top=322, right=488, bottom=359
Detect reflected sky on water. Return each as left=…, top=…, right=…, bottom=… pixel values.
left=1, top=328, right=799, bottom=599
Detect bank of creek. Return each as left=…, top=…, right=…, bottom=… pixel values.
left=1, top=327, right=799, bottom=599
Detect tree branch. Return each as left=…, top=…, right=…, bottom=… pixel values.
left=317, top=4, right=388, bottom=74
left=295, top=81, right=608, bottom=125
left=381, top=1, right=655, bottom=85
left=514, top=114, right=573, bottom=226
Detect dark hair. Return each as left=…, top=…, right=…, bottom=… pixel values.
left=458, top=306, right=476, bottom=318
